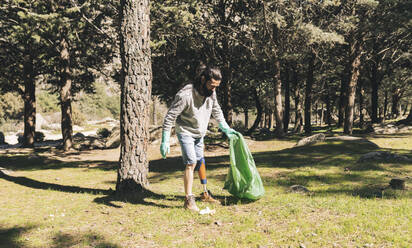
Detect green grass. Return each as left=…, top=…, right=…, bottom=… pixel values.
left=0, top=130, right=411, bottom=247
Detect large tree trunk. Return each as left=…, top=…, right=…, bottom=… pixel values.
left=403, top=104, right=409, bottom=116
left=358, top=79, right=365, bottom=128
left=391, top=88, right=402, bottom=119
left=283, top=67, right=290, bottom=133
left=291, top=65, right=303, bottom=133
left=383, top=90, right=388, bottom=120
left=370, top=64, right=380, bottom=123
left=326, top=87, right=332, bottom=127
left=22, top=56, right=35, bottom=148
left=152, top=96, right=157, bottom=126
left=60, top=36, right=73, bottom=151
left=246, top=88, right=262, bottom=136
left=304, top=53, right=315, bottom=134
left=344, top=41, right=362, bottom=134
left=117, top=0, right=152, bottom=195
left=273, top=57, right=284, bottom=137
left=406, top=107, right=412, bottom=121
left=320, top=103, right=324, bottom=126
left=267, top=109, right=272, bottom=129
left=338, top=64, right=350, bottom=128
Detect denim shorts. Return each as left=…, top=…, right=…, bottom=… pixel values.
left=177, top=133, right=204, bottom=165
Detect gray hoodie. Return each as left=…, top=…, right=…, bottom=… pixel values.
left=162, top=84, right=225, bottom=138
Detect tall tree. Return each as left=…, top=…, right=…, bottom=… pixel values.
left=40, top=1, right=114, bottom=151
left=0, top=1, right=48, bottom=147
left=116, top=0, right=152, bottom=194
left=340, top=0, right=378, bottom=134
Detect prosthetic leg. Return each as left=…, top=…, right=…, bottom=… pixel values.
left=195, top=157, right=220, bottom=204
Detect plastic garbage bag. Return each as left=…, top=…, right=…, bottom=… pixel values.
left=223, top=132, right=265, bottom=200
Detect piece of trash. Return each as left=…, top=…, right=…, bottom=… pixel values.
left=199, top=207, right=215, bottom=215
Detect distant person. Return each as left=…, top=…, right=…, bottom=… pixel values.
left=160, top=65, right=238, bottom=211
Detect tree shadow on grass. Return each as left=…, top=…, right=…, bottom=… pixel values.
left=0, top=152, right=118, bottom=171
left=0, top=225, right=121, bottom=248
left=0, top=170, right=111, bottom=195
left=93, top=189, right=184, bottom=209
left=0, top=225, right=35, bottom=248
left=51, top=231, right=121, bottom=248
left=313, top=186, right=411, bottom=199
left=0, top=170, right=183, bottom=209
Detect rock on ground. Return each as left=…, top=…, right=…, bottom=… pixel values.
left=290, top=185, right=310, bottom=193
left=295, top=133, right=326, bottom=147
left=358, top=151, right=412, bottom=163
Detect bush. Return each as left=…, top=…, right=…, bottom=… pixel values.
left=0, top=121, right=22, bottom=133
left=72, top=104, right=86, bottom=126
left=97, top=127, right=111, bottom=138
left=37, top=91, right=59, bottom=113
left=76, top=82, right=120, bottom=120
left=0, top=92, right=23, bottom=121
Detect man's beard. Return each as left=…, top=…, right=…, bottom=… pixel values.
left=202, top=83, right=213, bottom=97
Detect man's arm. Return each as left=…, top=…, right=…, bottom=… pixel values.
left=211, top=94, right=237, bottom=138
left=163, top=94, right=187, bottom=132
left=211, top=93, right=225, bottom=124
left=161, top=94, right=187, bottom=159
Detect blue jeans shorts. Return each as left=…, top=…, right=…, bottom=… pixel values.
left=177, top=133, right=204, bottom=165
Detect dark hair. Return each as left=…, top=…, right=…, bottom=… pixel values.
left=195, top=65, right=222, bottom=87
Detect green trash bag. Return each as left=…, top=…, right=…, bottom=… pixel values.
left=223, top=132, right=265, bottom=200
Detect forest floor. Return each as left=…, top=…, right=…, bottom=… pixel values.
left=0, top=127, right=411, bottom=248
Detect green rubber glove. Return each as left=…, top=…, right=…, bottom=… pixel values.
left=160, top=130, right=170, bottom=159
left=218, top=121, right=238, bottom=139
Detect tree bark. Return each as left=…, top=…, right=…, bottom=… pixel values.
left=152, top=96, right=157, bottom=126
left=358, top=79, right=364, bottom=128
left=320, top=103, right=324, bottom=126
left=283, top=67, right=290, bottom=133
left=391, top=87, right=402, bottom=118
left=22, top=55, right=35, bottom=148
left=117, top=0, right=152, bottom=195
left=370, top=64, right=380, bottom=123
left=383, top=90, right=388, bottom=120
left=304, top=53, right=315, bottom=134
left=326, top=90, right=332, bottom=127
left=338, top=64, right=350, bottom=128
left=344, top=40, right=362, bottom=135
left=291, top=65, right=303, bottom=133
left=403, top=104, right=409, bottom=116
left=260, top=111, right=265, bottom=128
left=59, top=36, right=73, bottom=151
left=407, top=107, right=412, bottom=121
left=246, top=88, right=262, bottom=136
left=273, top=57, right=284, bottom=137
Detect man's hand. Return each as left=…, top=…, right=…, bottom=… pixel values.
left=160, top=130, right=170, bottom=159
left=218, top=121, right=238, bottom=139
